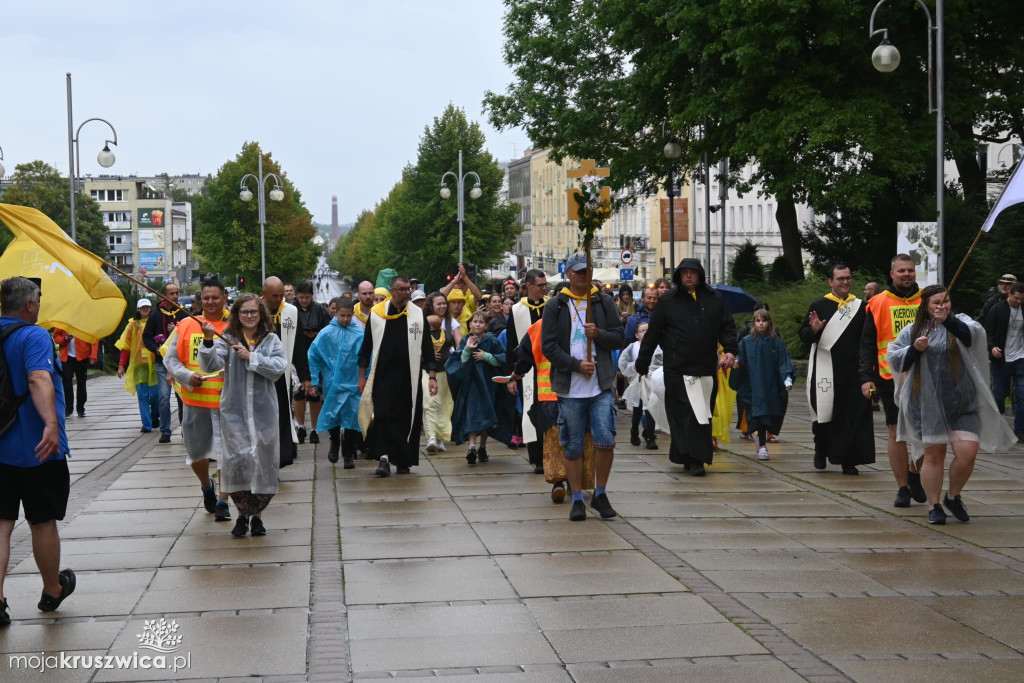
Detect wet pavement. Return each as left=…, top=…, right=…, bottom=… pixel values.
left=1, top=375, right=1022, bottom=682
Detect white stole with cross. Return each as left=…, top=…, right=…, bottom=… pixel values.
left=807, top=297, right=861, bottom=424
left=358, top=301, right=424, bottom=441
left=684, top=375, right=715, bottom=424
left=511, top=301, right=539, bottom=444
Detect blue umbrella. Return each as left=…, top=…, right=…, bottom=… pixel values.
left=712, top=285, right=759, bottom=314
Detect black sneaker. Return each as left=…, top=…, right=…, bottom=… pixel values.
left=569, top=500, right=587, bottom=521
left=38, top=569, right=76, bottom=612
left=842, top=464, right=860, bottom=475
left=159, top=434, right=171, bottom=444
left=77, top=410, right=86, bottom=418
left=590, top=493, right=618, bottom=519
left=477, top=447, right=489, bottom=463
left=396, top=466, right=411, bottom=474
left=375, top=456, right=391, bottom=477
left=814, top=453, right=827, bottom=470
left=645, top=439, right=658, bottom=450
left=297, top=426, right=306, bottom=444
left=327, top=444, right=340, bottom=463
left=630, top=431, right=641, bottom=447
left=533, top=464, right=545, bottom=475
left=689, top=464, right=706, bottom=477
left=894, top=487, right=912, bottom=508
left=466, top=446, right=477, bottom=465
left=907, top=471, right=927, bottom=503
left=231, top=515, right=250, bottom=537
left=214, top=500, right=231, bottom=522
left=140, top=427, right=151, bottom=433
left=943, top=494, right=970, bottom=523
left=0, top=598, right=10, bottom=627
left=249, top=516, right=266, bottom=536
left=928, top=505, right=947, bottom=525
left=201, top=480, right=217, bottom=513
left=309, top=430, right=319, bottom=445
left=343, top=455, right=355, bottom=469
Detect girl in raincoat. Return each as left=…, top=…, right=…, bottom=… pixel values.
left=308, top=297, right=364, bottom=469
left=199, top=293, right=288, bottom=538
left=730, top=308, right=795, bottom=462
left=115, top=298, right=160, bottom=432
left=446, top=311, right=512, bottom=463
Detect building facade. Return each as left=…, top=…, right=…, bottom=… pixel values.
left=507, top=154, right=532, bottom=272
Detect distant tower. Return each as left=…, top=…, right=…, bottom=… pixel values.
left=330, top=196, right=339, bottom=241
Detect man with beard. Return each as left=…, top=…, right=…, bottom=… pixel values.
left=292, top=281, right=332, bottom=445
left=859, top=254, right=924, bottom=507
left=261, top=277, right=299, bottom=468
left=352, top=280, right=375, bottom=330
left=358, top=276, right=438, bottom=476
left=799, top=265, right=875, bottom=475
left=636, top=259, right=737, bottom=477
left=505, top=269, right=549, bottom=473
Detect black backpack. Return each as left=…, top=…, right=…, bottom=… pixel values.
left=0, top=321, right=31, bottom=437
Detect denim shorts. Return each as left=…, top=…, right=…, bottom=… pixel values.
left=557, top=390, right=616, bottom=460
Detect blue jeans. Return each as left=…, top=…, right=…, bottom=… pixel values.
left=155, top=361, right=173, bottom=437
left=991, top=358, right=1024, bottom=432
left=557, top=390, right=616, bottom=460
left=136, top=382, right=160, bottom=431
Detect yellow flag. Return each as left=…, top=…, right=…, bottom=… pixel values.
left=0, top=203, right=126, bottom=343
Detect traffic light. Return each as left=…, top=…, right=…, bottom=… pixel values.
left=238, top=275, right=246, bottom=289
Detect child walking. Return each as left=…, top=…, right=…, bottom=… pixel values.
left=447, top=311, right=507, bottom=464
left=308, top=297, right=364, bottom=468
left=729, top=308, right=795, bottom=461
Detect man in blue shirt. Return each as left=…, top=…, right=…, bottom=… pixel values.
left=0, top=277, right=76, bottom=627
left=624, top=286, right=659, bottom=343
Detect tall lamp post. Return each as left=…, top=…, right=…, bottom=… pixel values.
left=239, top=153, right=284, bottom=284
left=663, top=127, right=682, bottom=273
left=440, top=150, right=482, bottom=263
left=869, top=0, right=944, bottom=282
left=66, top=73, right=118, bottom=243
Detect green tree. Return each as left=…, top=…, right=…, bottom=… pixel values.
left=730, top=241, right=763, bottom=285
left=0, top=160, right=108, bottom=256
left=192, top=142, right=318, bottom=288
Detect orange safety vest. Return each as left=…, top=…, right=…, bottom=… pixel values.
left=175, top=316, right=229, bottom=407
left=867, top=288, right=922, bottom=380
left=525, top=321, right=556, bottom=402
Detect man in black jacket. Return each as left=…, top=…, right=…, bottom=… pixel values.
left=979, top=273, right=1017, bottom=323
left=985, top=281, right=1024, bottom=439
left=142, top=282, right=187, bottom=443
left=541, top=254, right=625, bottom=521
left=293, top=281, right=333, bottom=444
left=636, top=258, right=737, bottom=476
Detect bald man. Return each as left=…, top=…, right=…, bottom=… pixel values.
left=352, top=280, right=375, bottom=330
left=262, top=277, right=300, bottom=467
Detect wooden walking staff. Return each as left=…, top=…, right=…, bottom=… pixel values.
left=102, top=259, right=231, bottom=342
left=567, top=160, right=611, bottom=361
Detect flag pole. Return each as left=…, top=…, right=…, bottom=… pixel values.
left=103, top=261, right=230, bottom=342
left=926, top=227, right=984, bottom=335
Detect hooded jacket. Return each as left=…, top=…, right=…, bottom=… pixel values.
left=635, top=258, right=738, bottom=377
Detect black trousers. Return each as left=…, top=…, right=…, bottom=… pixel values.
left=62, top=357, right=89, bottom=415
left=631, top=404, right=655, bottom=440
left=328, top=427, right=360, bottom=457
left=664, top=371, right=717, bottom=466
left=526, top=439, right=543, bottom=466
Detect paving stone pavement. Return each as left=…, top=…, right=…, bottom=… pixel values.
left=1, top=375, right=1022, bottom=682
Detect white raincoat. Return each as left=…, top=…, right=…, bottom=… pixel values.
left=199, top=333, right=288, bottom=494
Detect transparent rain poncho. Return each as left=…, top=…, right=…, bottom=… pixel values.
left=887, top=313, right=1015, bottom=458
left=199, top=333, right=288, bottom=494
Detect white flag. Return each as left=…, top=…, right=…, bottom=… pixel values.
left=982, top=160, right=1024, bottom=232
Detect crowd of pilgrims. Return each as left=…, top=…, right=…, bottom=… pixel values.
left=107, top=257, right=1018, bottom=536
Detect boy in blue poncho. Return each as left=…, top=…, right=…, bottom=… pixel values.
left=308, top=297, right=364, bottom=468
left=730, top=308, right=795, bottom=462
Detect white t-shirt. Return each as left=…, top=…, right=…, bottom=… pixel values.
left=67, top=335, right=77, bottom=359
left=1006, top=305, right=1024, bottom=363
left=561, top=299, right=601, bottom=399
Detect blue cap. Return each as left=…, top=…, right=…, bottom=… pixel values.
left=566, top=253, right=588, bottom=272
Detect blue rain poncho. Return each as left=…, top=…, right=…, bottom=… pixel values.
left=199, top=332, right=287, bottom=494
left=729, top=333, right=795, bottom=435
left=308, top=318, right=363, bottom=432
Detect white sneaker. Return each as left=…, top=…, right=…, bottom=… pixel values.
left=426, top=437, right=438, bottom=453
left=757, top=448, right=770, bottom=461
left=436, top=440, right=447, bottom=452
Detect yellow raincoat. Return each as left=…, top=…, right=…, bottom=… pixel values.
left=114, top=319, right=157, bottom=395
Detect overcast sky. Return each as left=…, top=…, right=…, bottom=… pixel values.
left=1, top=1, right=527, bottom=224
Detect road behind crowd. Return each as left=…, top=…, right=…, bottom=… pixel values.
left=0, top=377, right=1022, bottom=682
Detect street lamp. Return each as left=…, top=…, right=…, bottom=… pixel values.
left=869, top=0, right=944, bottom=282
left=662, top=125, right=682, bottom=273
left=239, top=152, right=284, bottom=283
left=440, top=149, right=482, bottom=263
left=66, top=73, right=119, bottom=243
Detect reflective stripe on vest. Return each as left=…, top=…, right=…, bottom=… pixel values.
left=868, top=290, right=921, bottom=381
left=175, top=317, right=229, bottom=407
left=525, top=322, right=557, bottom=401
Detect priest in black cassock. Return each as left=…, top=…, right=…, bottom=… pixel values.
left=798, top=265, right=875, bottom=474
left=358, top=276, right=438, bottom=477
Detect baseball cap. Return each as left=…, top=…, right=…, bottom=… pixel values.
left=411, top=289, right=426, bottom=302
left=565, top=253, right=589, bottom=272
left=137, top=298, right=152, bottom=308
left=998, top=273, right=1017, bottom=284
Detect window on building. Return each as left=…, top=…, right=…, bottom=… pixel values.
left=758, top=205, right=763, bottom=231
left=767, top=203, right=773, bottom=230
left=729, top=206, right=734, bottom=230
left=738, top=205, right=744, bottom=231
